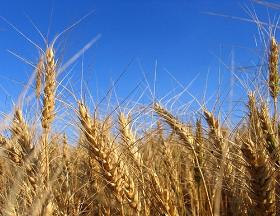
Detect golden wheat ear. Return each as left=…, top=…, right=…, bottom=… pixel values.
left=41, top=45, right=56, bottom=132
left=153, top=103, right=214, bottom=216
left=269, top=37, right=280, bottom=101
left=241, top=138, right=276, bottom=216
left=78, top=101, right=141, bottom=214
left=11, top=108, right=33, bottom=154
left=268, top=37, right=280, bottom=122
left=35, top=55, right=44, bottom=99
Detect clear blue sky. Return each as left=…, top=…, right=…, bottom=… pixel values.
left=0, top=0, right=276, bottom=113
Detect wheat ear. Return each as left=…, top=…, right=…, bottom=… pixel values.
left=153, top=103, right=213, bottom=216
left=35, top=55, right=44, bottom=99
left=78, top=102, right=141, bottom=213
left=241, top=138, right=276, bottom=216
left=41, top=45, right=56, bottom=187
left=41, top=46, right=56, bottom=131
left=268, top=37, right=280, bottom=121
left=11, top=108, right=33, bottom=154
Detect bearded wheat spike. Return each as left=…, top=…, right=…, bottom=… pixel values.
left=203, top=109, right=226, bottom=160
left=7, top=108, right=32, bottom=165
left=257, top=103, right=279, bottom=160
left=247, top=92, right=264, bottom=145
left=269, top=37, right=280, bottom=101
left=241, top=138, right=276, bottom=216
left=118, top=112, right=142, bottom=166
left=150, top=172, right=179, bottom=216
left=35, top=55, right=44, bottom=99
left=12, top=108, right=33, bottom=154
left=42, top=46, right=56, bottom=131
left=78, top=102, right=140, bottom=213
left=203, top=109, right=230, bottom=216
left=269, top=37, right=280, bottom=122
left=153, top=103, right=213, bottom=216
left=40, top=45, right=57, bottom=187
left=248, top=92, right=258, bottom=122
left=118, top=112, right=136, bottom=147
left=203, top=110, right=221, bottom=139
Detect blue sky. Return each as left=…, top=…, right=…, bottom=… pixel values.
left=0, top=0, right=276, bottom=113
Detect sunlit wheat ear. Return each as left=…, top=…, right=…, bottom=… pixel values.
left=269, top=37, right=280, bottom=122
left=153, top=102, right=213, bottom=216
left=247, top=92, right=259, bottom=125
left=41, top=198, right=54, bottom=216
left=118, top=112, right=143, bottom=166
left=41, top=45, right=56, bottom=131
left=78, top=101, right=93, bottom=133
left=269, top=37, right=280, bottom=101
left=247, top=92, right=264, bottom=144
left=0, top=135, right=7, bottom=146
left=6, top=108, right=32, bottom=165
left=11, top=109, right=33, bottom=154
left=123, top=169, right=141, bottom=213
left=150, top=172, right=179, bottom=216
left=40, top=45, right=56, bottom=187
left=203, top=109, right=231, bottom=216
left=78, top=101, right=141, bottom=213
left=203, top=110, right=224, bottom=155
left=35, top=55, right=44, bottom=99
left=118, top=112, right=136, bottom=147
left=77, top=100, right=120, bottom=194
left=203, top=110, right=221, bottom=138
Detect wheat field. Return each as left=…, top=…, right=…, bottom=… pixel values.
left=1, top=4, right=280, bottom=216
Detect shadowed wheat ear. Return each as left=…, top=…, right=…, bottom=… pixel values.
left=257, top=103, right=279, bottom=162
left=247, top=92, right=266, bottom=148
left=241, top=138, right=276, bottom=216
left=194, top=119, right=205, bottom=185
left=268, top=37, right=279, bottom=120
